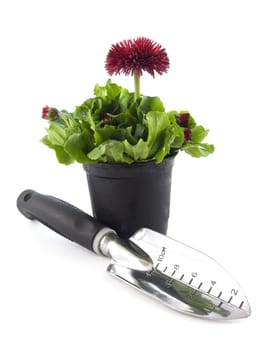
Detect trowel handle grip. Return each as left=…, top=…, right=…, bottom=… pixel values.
left=17, top=189, right=114, bottom=253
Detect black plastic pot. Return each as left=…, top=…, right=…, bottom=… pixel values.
left=83, top=154, right=176, bottom=239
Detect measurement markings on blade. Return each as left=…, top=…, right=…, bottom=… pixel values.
left=239, top=301, right=244, bottom=309
left=180, top=274, right=185, bottom=281
left=228, top=296, right=233, bottom=304
left=171, top=264, right=180, bottom=277
left=157, top=247, right=166, bottom=262
left=158, top=268, right=246, bottom=313
left=155, top=259, right=244, bottom=312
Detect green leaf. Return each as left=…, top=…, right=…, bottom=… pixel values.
left=87, top=111, right=96, bottom=131
left=119, top=87, right=131, bottom=111
left=59, top=110, right=73, bottom=120
left=183, top=143, right=215, bottom=157
left=112, top=112, right=138, bottom=128
left=94, top=84, right=107, bottom=100
left=90, top=98, right=103, bottom=116
left=41, top=135, right=74, bottom=164
left=74, top=104, right=90, bottom=121
left=169, top=122, right=185, bottom=149
left=110, top=128, right=126, bottom=141
left=167, top=110, right=178, bottom=123
left=134, top=123, right=146, bottom=140
left=106, top=81, right=122, bottom=100
left=41, top=135, right=53, bottom=148
left=103, top=140, right=129, bottom=163
left=187, top=115, right=197, bottom=128
left=54, top=146, right=74, bottom=165
left=124, top=139, right=149, bottom=161
left=146, top=111, right=171, bottom=157
left=88, top=140, right=133, bottom=163
left=47, top=123, right=67, bottom=146
left=171, top=132, right=184, bottom=149
left=94, top=125, right=116, bottom=144
left=191, top=126, right=209, bottom=143
left=88, top=143, right=106, bottom=161
left=64, top=130, right=94, bottom=163
left=154, top=128, right=175, bottom=163
left=139, top=96, right=165, bottom=115
left=125, top=126, right=137, bottom=145
left=93, top=81, right=131, bottom=116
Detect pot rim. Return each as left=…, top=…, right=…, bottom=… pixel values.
left=83, top=152, right=178, bottom=170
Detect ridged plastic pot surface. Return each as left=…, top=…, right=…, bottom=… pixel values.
left=83, top=155, right=176, bottom=239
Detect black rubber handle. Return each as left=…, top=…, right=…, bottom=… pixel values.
left=17, top=189, right=111, bottom=253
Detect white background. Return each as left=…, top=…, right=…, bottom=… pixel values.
left=0, top=0, right=262, bottom=349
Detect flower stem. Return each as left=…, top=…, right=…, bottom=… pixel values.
left=134, top=71, right=140, bottom=101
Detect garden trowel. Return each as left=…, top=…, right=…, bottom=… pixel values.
left=17, top=189, right=251, bottom=320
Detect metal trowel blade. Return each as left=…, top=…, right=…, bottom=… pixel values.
left=107, top=228, right=251, bottom=320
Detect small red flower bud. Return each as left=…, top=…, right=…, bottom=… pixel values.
left=184, top=128, right=192, bottom=141
left=41, top=106, right=59, bottom=120
left=42, top=106, right=50, bottom=119
left=179, top=112, right=190, bottom=127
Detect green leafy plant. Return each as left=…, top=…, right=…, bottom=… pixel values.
left=42, top=38, right=214, bottom=165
